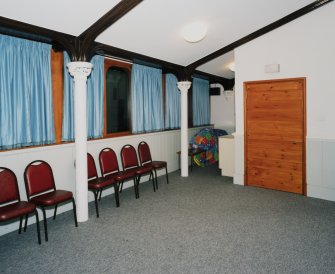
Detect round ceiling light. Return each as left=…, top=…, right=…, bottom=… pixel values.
left=181, top=21, right=207, bottom=43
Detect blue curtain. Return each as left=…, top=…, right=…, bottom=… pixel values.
left=62, top=53, right=104, bottom=141
left=131, top=64, right=163, bottom=133
left=62, top=53, right=74, bottom=141
left=192, top=77, right=210, bottom=126
left=87, top=55, right=104, bottom=139
left=0, top=34, right=54, bottom=149
left=165, top=73, right=180, bottom=129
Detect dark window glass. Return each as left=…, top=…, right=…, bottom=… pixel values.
left=106, top=68, right=129, bottom=133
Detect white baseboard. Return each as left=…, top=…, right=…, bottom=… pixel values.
left=233, top=174, right=244, bottom=185
left=307, top=184, right=335, bottom=202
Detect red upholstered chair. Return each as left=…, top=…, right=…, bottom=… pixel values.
left=99, top=147, right=138, bottom=200
left=87, top=153, right=118, bottom=217
left=138, top=141, right=169, bottom=190
left=0, top=167, right=41, bottom=244
left=120, top=144, right=155, bottom=198
left=24, top=160, right=77, bottom=242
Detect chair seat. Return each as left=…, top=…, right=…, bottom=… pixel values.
left=88, top=177, right=115, bottom=190
left=144, top=161, right=167, bottom=169
left=130, top=165, right=153, bottom=175
left=0, top=201, right=36, bottom=222
left=30, top=190, right=73, bottom=206
left=107, top=170, right=135, bottom=181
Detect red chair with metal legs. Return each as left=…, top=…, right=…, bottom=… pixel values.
left=138, top=141, right=169, bottom=190
left=99, top=147, right=138, bottom=201
left=87, top=153, right=118, bottom=217
left=24, top=160, right=78, bottom=242
left=120, top=144, right=155, bottom=198
left=0, top=167, right=41, bottom=244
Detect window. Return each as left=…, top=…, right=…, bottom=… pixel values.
left=62, top=53, right=104, bottom=141
left=131, top=63, right=163, bottom=133
left=0, top=34, right=54, bottom=150
left=106, top=68, right=129, bottom=133
left=192, top=77, right=210, bottom=126
left=104, top=59, right=132, bottom=137
left=164, top=73, right=181, bottom=129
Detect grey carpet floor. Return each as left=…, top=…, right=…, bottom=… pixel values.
left=1, top=165, right=335, bottom=274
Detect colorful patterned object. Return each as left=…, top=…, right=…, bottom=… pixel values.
left=190, top=128, right=228, bottom=167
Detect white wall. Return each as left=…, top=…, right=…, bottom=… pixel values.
left=234, top=2, right=335, bottom=201
left=0, top=127, right=203, bottom=236
left=210, top=84, right=235, bottom=133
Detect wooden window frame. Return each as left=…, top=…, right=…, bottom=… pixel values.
left=104, top=59, right=132, bottom=138
left=162, top=73, right=167, bottom=129
left=2, top=55, right=204, bottom=152
left=188, top=85, right=193, bottom=128
left=51, top=50, right=64, bottom=144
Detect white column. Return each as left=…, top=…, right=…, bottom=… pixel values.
left=177, top=81, right=192, bottom=177
left=67, top=62, right=93, bottom=222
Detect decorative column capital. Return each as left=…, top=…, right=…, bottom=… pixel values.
left=67, top=62, right=93, bottom=80
left=177, top=81, right=192, bottom=93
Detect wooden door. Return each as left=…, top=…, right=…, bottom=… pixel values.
left=244, top=78, right=306, bottom=194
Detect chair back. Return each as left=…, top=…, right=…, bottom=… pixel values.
left=0, top=167, right=20, bottom=205
left=24, top=160, right=55, bottom=198
left=87, top=153, right=98, bottom=180
left=138, top=141, right=152, bottom=165
left=99, top=148, right=120, bottom=176
left=120, top=145, right=139, bottom=170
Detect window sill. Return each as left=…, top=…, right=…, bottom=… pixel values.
left=0, top=125, right=214, bottom=153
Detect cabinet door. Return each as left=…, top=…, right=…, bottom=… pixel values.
left=220, top=137, right=234, bottom=177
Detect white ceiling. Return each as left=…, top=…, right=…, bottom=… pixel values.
left=1, top=0, right=315, bottom=78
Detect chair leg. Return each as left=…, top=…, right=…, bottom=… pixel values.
left=34, top=209, right=41, bottom=245
left=98, top=189, right=103, bottom=201
left=154, top=169, right=158, bottom=190
left=18, top=216, right=23, bottom=234
left=41, top=207, right=48, bottom=242
left=133, top=178, right=139, bottom=199
left=150, top=171, right=156, bottom=192
left=93, top=191, right=99, bottom=218
left=164, top=166, right=169, bottom=184
left=120, top=181, right=124, bottom=193
left=72, top=198, right=78, bottom=226
left=24, top=214, right=28, bottom=232
left=53, top=204, right=58, bottom=220
left=137, top=175, right=142, bottom=197
left=114, top=184, right=120, bottom=207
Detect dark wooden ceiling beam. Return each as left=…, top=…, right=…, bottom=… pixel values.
left=0, top=16, right=82, bottom=60
left=0, top=16, right=75, bottom=50
left=0, top=16, right=231, bottom=87
left=186, top=0, right=334, bottom=71
left=77, top=0, right=143, bottom=60
left=193, top=71, right=235, bottom=90
left=93, top=42, right=234, bottom=89
left=94, top=42, right=183, bottom=74
left=0, top=1, right=144, bottom=62
left=78, top=0, right=143, bottom=41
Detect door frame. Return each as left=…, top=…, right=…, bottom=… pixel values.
left=243, top=78, right=306, bottom=195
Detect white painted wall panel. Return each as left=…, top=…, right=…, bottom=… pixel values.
left=234, top=2, right=335, bottom=201
left=306, top=138, right=322, bottom=190
left=210, top=89, right=235, bottom=131
left=0, top=144, right=76, bottom=235
left=233, top=133, right=244, bottom=186
left=307, top=139, right=335, bottom=200
left=322, top=140, right=335, bottom=189
left=0, top=127, right=206, bottom=236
